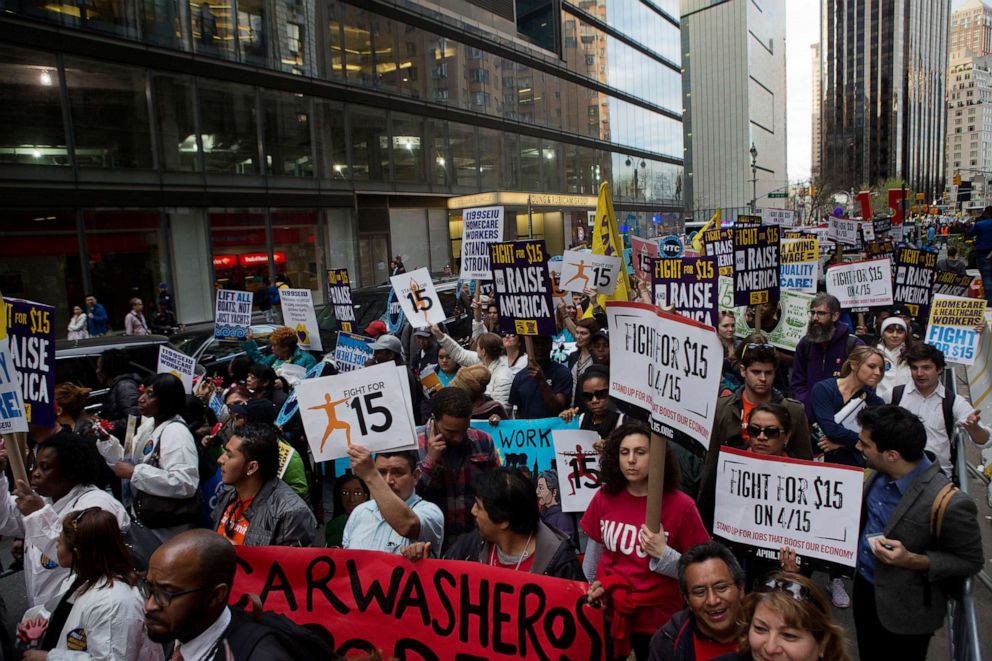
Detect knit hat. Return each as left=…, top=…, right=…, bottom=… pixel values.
left=880, top=316, right=907, bottom=333
left=450, top=364, right=491, bottom=398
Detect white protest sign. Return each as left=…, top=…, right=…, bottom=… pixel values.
left=780, top=237, right=819, bottom=293
left=552, top=429, right=602, bottom=513
left=214, top=289, right=254, bottom=342
left=0, top=324, right=27, bottom=434
left=333, top=332, right=375, bottom=372
left=559, top=250, right=621, bottom=295
left=295, top=362, right=415, bottom=461
left=825, top=258, right=893, bottom=309
left=827, top=217, right=860, bottom=246
left=861, top=222, right=875, bottom=241
left=607, top=301, right=721, bottom=447
left=279, top=288, right=322, bottom=351
left=390, top=267, right=446, bottom=329
left=925, top=294, right=987, bottom=366
left=762, top=208, right=795, bottom=227
left=459, top=206, right=504, bottom=279
left=714, top=447, right=863, bottom=567
left=157, top=345, right=196, bottom=393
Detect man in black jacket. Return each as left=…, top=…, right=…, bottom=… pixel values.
left=648, top=541, right=745, bottom=661
left=404, top=467, right=583, bottom=580
left=96, top=348, right=141, bottom=439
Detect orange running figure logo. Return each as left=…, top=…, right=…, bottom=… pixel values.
left=309, top=393, right=351, bottom=452
left=563, top=259, right=591, bottom=290
left=408, top=279, right=433, bottom=324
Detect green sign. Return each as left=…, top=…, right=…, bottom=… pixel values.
left=768, top=191, right=788, bottom=199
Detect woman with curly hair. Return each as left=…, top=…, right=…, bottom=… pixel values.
left=241, top=326, right=317, bottom=370
left=581, top=422, right=709, bottom=660
left=713, top=572, right=851, bottom=661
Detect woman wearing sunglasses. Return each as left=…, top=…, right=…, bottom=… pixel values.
left=698, top=403, right=808, bottom=586
left=19, top=508, right=162, bottom=660
left=582, top=422, right=710, bottom=660
left=559, top=366, right=624, bottom=438
left=713, top=572, right=851, bottom=661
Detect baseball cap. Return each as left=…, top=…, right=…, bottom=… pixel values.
left=369, top=334, right=403, bottom=355
left=364, top=320, right=388, bottom=337
left=228, top=398, right=278, bottom=425
left=413, top=328, right=432, bottom=338
left=590, top=330, right=609, bottom=343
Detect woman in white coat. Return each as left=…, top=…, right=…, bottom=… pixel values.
left=874, top=316, right=913, bottom=400
left=21, top=507, right=162, bottom=661
left=66, top=306, right=88, bottom=341
left=430, top=325, right=519, bottom=407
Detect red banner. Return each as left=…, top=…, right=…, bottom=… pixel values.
left=231, top=547, right=607, bottom=660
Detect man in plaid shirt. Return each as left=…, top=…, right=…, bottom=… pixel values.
left=416, top=388, right=499, bottom=552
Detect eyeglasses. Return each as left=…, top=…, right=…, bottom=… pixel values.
left=581, top=388, right=610, bottom=402
left=688, top=581, right=738, bottom=599
left=746, top=425, right=783, bottom=439
left=759, top=577, right=811, bottom=602
left=740, top=343, right=775, bottom=361
left=137, top=578, right=216, bottom=608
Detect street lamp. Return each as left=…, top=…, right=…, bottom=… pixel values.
left=749, top=142, right=758, bottom=212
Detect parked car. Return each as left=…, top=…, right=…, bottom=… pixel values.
left=170, top=323, right=279, bottom=376
left=315, top=278, right=470, bottom=351
left=55, top=334, right=197, bottom=413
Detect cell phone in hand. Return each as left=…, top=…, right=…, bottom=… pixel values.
left=866, top=533, right=894, bottom=551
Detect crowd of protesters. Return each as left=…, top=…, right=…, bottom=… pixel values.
left=1, top=236, right=989, bottom=661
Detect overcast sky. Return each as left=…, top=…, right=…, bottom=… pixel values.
left=786, top=0, right=969, bottom=182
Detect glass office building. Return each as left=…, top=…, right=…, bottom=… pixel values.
left=0, top=0, right=684, bottom=326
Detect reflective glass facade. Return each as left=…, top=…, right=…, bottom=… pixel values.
left=0, top=0, right=684, bottom=322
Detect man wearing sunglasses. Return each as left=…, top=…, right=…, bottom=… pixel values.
left=853, top=405, right=983, bottom=660
left=698, top=343, right=811, bottom=502
left=649, top=541, right=745, bottom=661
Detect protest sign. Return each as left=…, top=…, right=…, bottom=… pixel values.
left=893, top=247, right=937, bottom=317
left=860, top=222, right=875, bottom=242
left=733, top=225, right=780, bottom=307
left=762, top=208, right=794, bottom=227
left=459, top=206, right=504, bottom=279
left=659, top=235, right=685, bottom=259
left=213, top=289, right=253, bottom=342
left=390, top=267, right=446, bottom=330
left=873, top=217, right=892, bottom=236
left=559, top=250, right=621, bottom=295
left=725, top=281, right=814, bottom=352
left=630, top=237, right=660, bottom=282
left=274, top=362, right=328, bottom=428
left=713, top=447, right=863, bottom=567
left=932, top=271, right=974, bottom=298
left=280, top=288, right=323, bottom=351
left=607, top=302, right=722, bottom=446
left=470, top=417, right=579, bottom=473
left=230, top=546, right=607, bottom=661
left=925, top=295, right=987, bottom=366
left=3, top=297, right=56, bottom=427
left=333, top=332, right=374, bottom=372
left=652, top=256, right=719, bottom=326
left=866, top=239, right=895, bottom=263
left=825, top=258, right=893, bottom=309
left=703, top=228, right=734, bottom=276
left=827, top=217, right=860, bottom=247
left=780, top=237, right=818, bottom=293
left=326, top=269, right=355, bottom=332
left=889, top=224, right=905, bottom=244
left=0, top=295, right=27, bottom=434
left=489, top=240, right=556, bottom=336
left=296, top=362, right=415, bottom=461
left=157, top=345, right=196, bottom=393
left=735, top=214, right=762, bottom=226
left=552, top=429, right=602, bottom=513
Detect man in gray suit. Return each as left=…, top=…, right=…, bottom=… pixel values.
left=853, top=405, right=983, bottom=660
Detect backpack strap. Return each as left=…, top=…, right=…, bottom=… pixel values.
left=890, top=384, right=905, bottom=406
left=930, top=482, right=958, bottom=540
left=942, top=388, right=957, bottom=471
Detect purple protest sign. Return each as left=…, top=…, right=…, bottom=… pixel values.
left=652, top=256, right=719, bottom=327
left=489, top=240, right=556, bottom=336
left=733, top=225, right=781, bottom=307
left=326, top=268, right=355, bottom=332
left=4, top=297, right=56, bottom=427
left=893, top=247, right=937, bottom=318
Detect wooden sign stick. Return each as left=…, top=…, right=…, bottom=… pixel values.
left=644, top=431, right=667, bottom=533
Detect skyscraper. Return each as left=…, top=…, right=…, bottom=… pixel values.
left=819, top=0, right=950, bottom=199
left=680, top=0, right=787, bottom=221
left=811, top=42, right=822, bottom=181
left=950, top=0, right=992, bottom=58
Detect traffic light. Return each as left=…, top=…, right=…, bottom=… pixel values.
left=953, top=174, right=962, bottom=186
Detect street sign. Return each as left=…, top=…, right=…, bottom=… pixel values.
left=768, top=191, right=788, bottom=199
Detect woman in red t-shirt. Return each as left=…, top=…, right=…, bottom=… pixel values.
left=581, top=422, right=710, bottom=660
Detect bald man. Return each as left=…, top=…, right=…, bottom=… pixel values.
left=142, top=530, right=304, bottom=660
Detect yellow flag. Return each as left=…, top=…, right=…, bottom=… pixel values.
left=589, top=182, right=630, bottom=308
left=690, top=208, right=721, bottom=253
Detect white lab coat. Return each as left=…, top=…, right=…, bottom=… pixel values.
left=33, top=580, right=163, bottom=661
left=0, top=479, right=130, bottom=607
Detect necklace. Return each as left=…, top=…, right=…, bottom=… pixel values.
left=491, top=533, right=534, bottom=570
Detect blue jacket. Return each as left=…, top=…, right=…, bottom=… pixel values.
left=86, top=303, right=109, bottom=335
left=809, top=378, right=882, bottom=467
left=966, top=217, right=992, bottom=251
left=790, top=322, right=862, bottom=418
